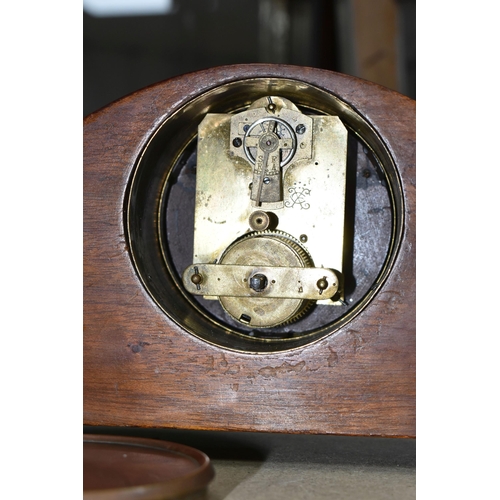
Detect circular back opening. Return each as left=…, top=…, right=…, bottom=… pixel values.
left=126, top=78, right=404, bottom=353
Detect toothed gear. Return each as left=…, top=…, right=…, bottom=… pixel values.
left=218, top=230, right=314, bottom=328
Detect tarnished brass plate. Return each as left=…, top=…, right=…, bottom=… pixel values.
left=182, top=264, right=339, bottom=299
left=185, top=95, right=347, bottom=327
left=193, top=97, right=347, bottom=276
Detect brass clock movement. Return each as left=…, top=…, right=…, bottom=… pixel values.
left=183, top=95, right=347, bottom=329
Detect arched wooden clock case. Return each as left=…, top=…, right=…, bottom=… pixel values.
left=83, top=64, right=415, bottom=437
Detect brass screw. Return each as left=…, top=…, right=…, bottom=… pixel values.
left=191, top=267, right=203, bottom=290
left=191, top=274, right=203, bottom=285
left=317, top=277, right=328, bottom=295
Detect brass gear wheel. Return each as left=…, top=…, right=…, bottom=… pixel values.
left=218, top=230, right=314, bottom=328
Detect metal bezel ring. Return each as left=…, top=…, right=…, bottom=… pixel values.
left=125, top=75, right=406, bottom=354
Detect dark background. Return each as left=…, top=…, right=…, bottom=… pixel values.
left=84, top=0, right=415, bottom=117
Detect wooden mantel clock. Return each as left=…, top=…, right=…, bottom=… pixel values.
left=84, top=64, right=415, bottom=438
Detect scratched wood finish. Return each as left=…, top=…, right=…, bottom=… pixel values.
left=84, top=65, right=415, bottom=437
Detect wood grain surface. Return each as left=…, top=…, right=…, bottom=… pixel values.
left=84, top=65, right=415, bottom=437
